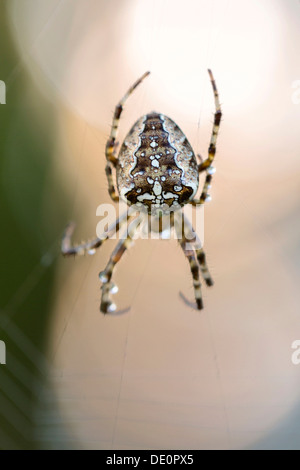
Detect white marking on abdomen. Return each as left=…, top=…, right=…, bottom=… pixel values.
left=163, top=191, right=178, bottom=199
left=151, top=159, right=159, bottom=168
left=137, top=193, right=155, bottom=201
left=120, top=183, right=135, bottom=199
left=153, top=181, right=162, bottom=196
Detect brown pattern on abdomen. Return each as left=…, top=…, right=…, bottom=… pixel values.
left=117, top=112, right=198, bottom=212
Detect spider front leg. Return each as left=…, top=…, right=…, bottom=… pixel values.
left=191, top=163, right=216, bottom=206
left=99, top=216, right=143, bottom=313
left=191, top=69, right=221, bottom=207
left=105, top=71, right=150, bottom=202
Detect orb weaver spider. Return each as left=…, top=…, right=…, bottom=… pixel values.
left=62, top=70, right=222, bottom=313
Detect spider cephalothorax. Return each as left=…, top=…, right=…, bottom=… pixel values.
left=62, top=70, right=222, bottom=313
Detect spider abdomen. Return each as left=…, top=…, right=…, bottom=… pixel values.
left=116, top=112, right=199, bottom=212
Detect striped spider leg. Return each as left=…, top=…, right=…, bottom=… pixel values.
left=99, top=214, right=144, bottom=313
left=62, top=211, right=140, bottom=313
left=175, top=211, right=213, bottom=309
left=61, top=210, right=132, bottom=256
left=105, top=71, right=150, bottom=202
left=190, top=69, right=222, bottom=206
left=195, top=153, right=216, bottom=205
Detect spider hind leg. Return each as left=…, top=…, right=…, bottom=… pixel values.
left=196, top=247, right=214, bottom=287
left=178, top=241, right=204, bottom=310
left=175, top=212, right=213, bottom=310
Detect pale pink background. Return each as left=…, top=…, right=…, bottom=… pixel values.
left=9, top=0, right=300, bottom=449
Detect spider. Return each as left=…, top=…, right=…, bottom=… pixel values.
left=62, top=70, right=222, bottom=313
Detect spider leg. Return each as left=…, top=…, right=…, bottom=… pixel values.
left=195, top=154, right=214, bottom=204
left=99, top=216, right=143, bottom=313
left=181, top=213, right=214, bottom=287
left=61, top=211, right=132, bottom=257
left=195, top=246, right=214, bottom=287
left=191, top=69, right=221, bottom=206
left=178, top=240, right=204, bottom=310
left=190, top=166, right=216, bottom=206
left=105, top=71, right=150, bottom=202
left=175, top=213, right=203, bottom=310
left=199, top=69, right=222, bottom=172
left=105, top=163, right=119, bottom=202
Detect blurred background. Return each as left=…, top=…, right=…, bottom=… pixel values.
left=0, top=0, right=300, bottom=450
